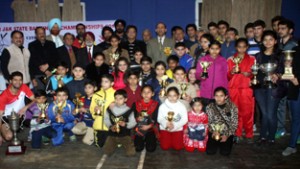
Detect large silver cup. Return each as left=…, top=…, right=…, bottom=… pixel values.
left=260, top=63, right=277, bottom=88
left=8, top=110, right=21, bottom=146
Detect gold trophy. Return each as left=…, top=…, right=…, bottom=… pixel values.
left=232, top=57, right=242, bottom=74
left=159, top=75, right=169, bottom=97
left=95, top=99, right=105, bottom=116
left=56, top=75, right=64, bottom=88
left=138, top=72, right=143, bottom=86
left=55, top=102, right=65, bottom=123
left=37, top=103, right=49, bottom=122
left=200, top=61, right=212, bottom=78
left=111, top=116, right=124, bottom=133
left=73, top=93, right=84, bottom=114
left=211, top=123, right=225, bottom=141
left=110, top=53, right=120, bottom=67
left=165, top=111, right=175, bottom=130
left=180, top=83, right=188, bottom=99
left=251, top=59, right=259, bottom=85
left=281, top=50, right=295, bottom=80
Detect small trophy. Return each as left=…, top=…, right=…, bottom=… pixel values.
left=281, top=50, right=295, bottom=80
left=138, top=72, right=143, bottom=86
left=232, top=57, right=242, bottom=74
left=95, top=99, right=105, bottom=116
left=110, top=53, right=119, bottom=68
left=159, top=75, right=169, bottom=97
left=180, top=83, right=188, bottom=99
left=111, top=116, right=124, bottom=133
left=73, top=93, right=84, bottom=114
left=6, top=109, right=26, bottom=155
left=165, top=111, right=175, bottom=130
left=200, top=61, right=212, bottom=78
left=211, top=123, right=225, bottom=141
left=251, top=59, right=259, bottom=85
left=56, top=75, right=64, bottom=88
left=37, top=103, right=49, bottom=123
left=55, top=102, right=65, bottom=123
left=260, top=63, right=277, bottom=88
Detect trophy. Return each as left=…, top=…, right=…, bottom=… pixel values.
left=180, top=83, right=188, bottom=99
left=211, top=123, right=225, bottom=141
left=73, top=93, right=84, bottom=114
left=200, top=61, right=212, bottom=78
left=159, top=75, right=169, bottom=97
left=281, top=50, right=295, bottom=80
left=232, top=57, right=242, bottom=74
left=6, top=109, right=26, bottom=155
left=55, top=102, right=65, bottom=123
left=56, top=75, right=64, bottom=88
left=260, top=63, right=277, bottom=88
left=165, top=111, right=175, bottom=130
left=139, top=72, right=143, bottom=86
left=111, top=116, right=124, bottom=133
left=37, top=103, right=49, bottom=122
left=95, top=99, right=105, bottom=116
left=40, top=68, right=57, bottom=85
left=251, top=59, right=259, bottom=85
left=110, top=53, right=119, bottom=67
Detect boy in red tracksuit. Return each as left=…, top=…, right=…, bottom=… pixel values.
left=227, top=38, right=255, bottom=143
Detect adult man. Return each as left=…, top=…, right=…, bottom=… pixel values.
left=271, top=16, right=285, bottom=35
left=244, top=23, right=254, bottom=40
left=57, top=33, right=79, bottom=71
left=114, top=19, right=127, bottom=42
left=77, top=32, right=102, bottom=67
left=208, top=22, right=223, bottom=44
left=218, top=20, right=230, bottom=43
left=28, top=27, right=59, bottom=91
left=0, top=72, right=35, bottom=144
left=46, top=18, right=64, bottom=48
left=97, top=26, right=113, bottom=51
left=142, top=29, right=152, bottom=44
left=121, top=25, right=146, bottom=61
left=221, top=28, right=238, bottom=59
left=1, top=30, right=31, bottom=85
left=73, top=23, right=86, bottom=48
left=185, top=24, right=198, bottom=49
left=147, top=22, right=174, bottom=64
left=173, top=27, right=187, bottom=44
left=247, top=20, right=265, bottom=55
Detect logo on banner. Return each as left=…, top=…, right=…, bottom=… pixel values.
left=0, top=33, right=9, bottom=55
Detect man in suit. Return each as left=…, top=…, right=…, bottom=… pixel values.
left=28, top=27, right=59, bottom=91
left=77, top=32, right=102, bottom=68
left=57, top=33, right=79, bottom=71
left=147, top=22, right=174, bottom=64
left=46, top=18, right=64, bottom=48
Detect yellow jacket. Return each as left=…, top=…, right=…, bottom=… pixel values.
left=166, top=69, right=173, bottom=80
left=90, top=87, right=115, bottom=131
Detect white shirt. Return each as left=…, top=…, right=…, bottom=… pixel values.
left=51, top=35, right=63, bottom=48
left=87, top=45, right=94, bottom=59
left=157, top=35, right=166, bottom=45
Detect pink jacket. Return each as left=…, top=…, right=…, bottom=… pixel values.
left=195, top=55, right=228, bottom=99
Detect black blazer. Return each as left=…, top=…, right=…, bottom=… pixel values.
left=76, top=45, right=102, bottom=68
left=57, top=45, right=79, bottom=70
left=85, top=62, right=109, bottom=87
left=287, top=46, right=300, bottom=100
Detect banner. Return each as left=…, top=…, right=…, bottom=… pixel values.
left=0, top=20, right=115, bottom=54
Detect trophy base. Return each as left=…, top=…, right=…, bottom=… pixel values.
left=6, top=142, right=26, bottom=155
left=281, top=74, right=294, bottom=80
left=201, top=72, right=208, bottom=79
left=264, top=81, right=276, bottom=89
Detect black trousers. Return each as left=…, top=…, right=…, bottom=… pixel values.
left=134, top=131, right=157, bottom=152
left=94, top=130, right=108, bottom=148
left=206, top=132, right=234, bottom=156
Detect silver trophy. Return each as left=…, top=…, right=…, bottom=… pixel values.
left=260, top=63, right=277, bottom=88
left=251, top=59, right=259, bottom=85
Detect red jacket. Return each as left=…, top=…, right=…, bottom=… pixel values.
left=112, top=71, right=126, bottom=90
left=123, top=85, right=142, bottom=107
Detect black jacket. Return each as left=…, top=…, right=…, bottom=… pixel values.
left=57, top=45, right=79, bottom=70
left=76, top=45, right=103, bottom=68
left=287, top=46, right=300, bottom=100
left=85, top=62, right=109, bottom=87
left=121, top=40, right=146, bottom=61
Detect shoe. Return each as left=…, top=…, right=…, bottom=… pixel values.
left=234, top=136, right=243, bottom=144
left=275, top=130, right=285, bottom=139
left=42, top=136, right=50, bottom=145
left=268, top=140, right=275, bottom=146
left=256, top=138, right=267, bottom=146
left=69, top=135, right=77, bottom=142
left=282, top=147, right=297, bottom=156
left=246, top=138, right=254, bottom=144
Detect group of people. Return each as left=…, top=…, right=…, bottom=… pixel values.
left=0, top=16, right=299, bottom=157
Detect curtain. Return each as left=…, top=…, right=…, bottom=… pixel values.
left=36, top=0, right=60, bottom=22
left=11, top=0, right=37, bottom=22
left=62, top=0, right=83, bottom=21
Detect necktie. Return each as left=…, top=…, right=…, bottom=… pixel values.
left=159, top=37, right=163, bottom=50
left=88, top=47, right=92, bottom=62
left=68, top=47, right=76, bottom=67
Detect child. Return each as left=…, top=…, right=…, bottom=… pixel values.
left=123, top=71, right=142, bottom=107
left=166, top=55, right=179, bottom=79
left=157, top=87, right=188, bottom=150
left=90, top=74, right=115, bottom=148
left=47, top=62, right=73, bottom=92
left=103, top=89, right=136, bottom=156
left=47, top=87, right=76, bottom=146
left=103, top=34, right=129, bottom=65
left=167, top=66, right=197, bottom=110
left=130, top=49, right=143, bottom=73
left=184, top=97, right=208, bottom=152
left=85, top=52, right=109, bottom=87
left=112, top=57, right=130, bottom=90
left=187, top=67, right=201, bottom=97
left=146, top=61, right=173, bottom=104
left=66, top=63, right=88, bottom=100
left=26, top=90, right=55, bottom=149
left=139, top=56, right=155, bottom=86
left=132, top=85, right=159, bottom=152
left=175, top=42, right=194, bottom=72
left=195, top=40, right=228, bottom=107
left=227, top=38, right=255, bottom=143
left=206, top=87, right=238, bottom=156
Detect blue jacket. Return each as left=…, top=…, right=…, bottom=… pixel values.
left=178, top=54, right=194, bottom=72
left=221, top=41, right=236, bottom=59
left=48, top=100, right=75, bottom=124
left=146, top=77, right=173, bottom=104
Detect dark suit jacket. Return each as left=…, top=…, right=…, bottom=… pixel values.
left=57, top=45, right=79, bottom=70
left=76, top=45, right=102, bottom=68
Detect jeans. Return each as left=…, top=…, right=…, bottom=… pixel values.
left=31, top=126, right=56, bottom=149
left=288, top=90, right=300, bottom=148
left=255, top=88, right=280, bottom=140
left=277, top=97, right=287, bottom=132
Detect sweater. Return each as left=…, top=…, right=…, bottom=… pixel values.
left=85, top=62, right=109, bottom=87
left=157, top=99, right=188, bottom=132
left=66, top=78, right=88, bottom=100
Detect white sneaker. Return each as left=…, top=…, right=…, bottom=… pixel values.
left=282, top=147, right=297, bottom=156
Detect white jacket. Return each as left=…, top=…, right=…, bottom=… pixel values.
left=158, top=99, right=188, bottom=132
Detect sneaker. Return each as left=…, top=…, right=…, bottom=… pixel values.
left=282, top=147, right=297, bottom=156
left=268, top=140, right=275, bottom=146
left=234, top=136, right=243, bottom=144
left=246, top=138, right=254, bottom=144
left=42, top=136, right=50, bottom=145
left=275, top=130, right=285, bottom=139
left=256, top=138, right=267, bottom=146
left=69, top=135, right=77, bottom=142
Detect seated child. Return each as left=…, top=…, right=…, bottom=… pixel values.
left=90, top=74, right=116, bottom=148
left=26, top=90, right=56, bottom=149
left=132, top=85, right=159, bottom=152
left=183, top=97, right=208, bottom=152
left=47, top=87, right=76, bottom=146
left=157, top=87, right=188, bottom=150
left=103, top=89, right=137, bottom=156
